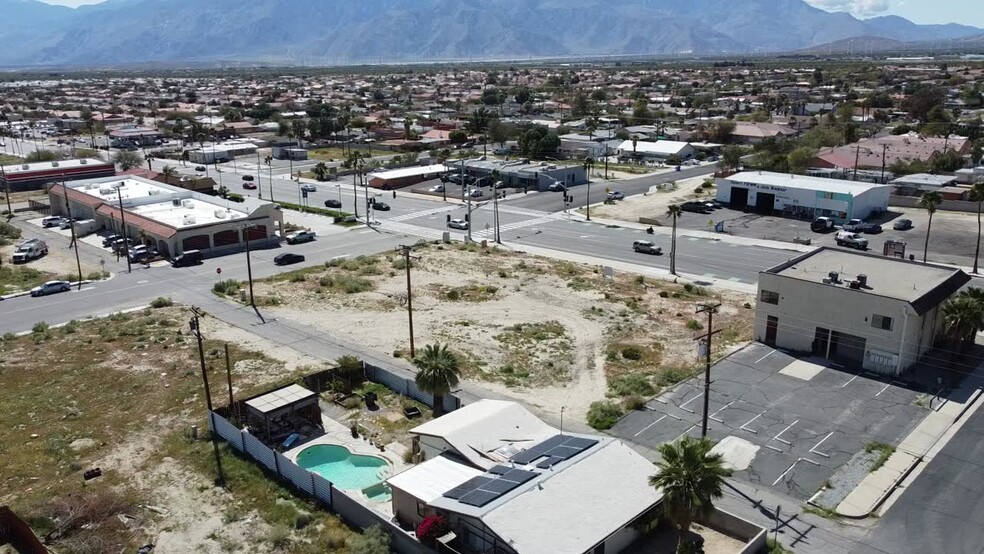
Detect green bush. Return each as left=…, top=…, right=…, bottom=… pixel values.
left=349, top=524, right=391, bottom=554
left=61, top=320, right=78, bottom=334
left=212, top=279, right=241, bottom=296
left=289, top=273, right=307, bottom=283
left=86, top=271, right=109, bottom=281
left=622, top=394, right=646, bottom=411
left=319, top=276, right=334, bottom=287
left=621, top=344, right=644, bottom=361
left=32, top=321, right=49, bottom=334
left=586, top=401, right=624, bottom=430
left=0, top=221, right=23, bottom=241
left=150, top=296, right=173, bottom=308
left=446, top=289, right=461, bottom=301
left=609, top=373, right=655, bottom=397
left=336, top=275, right=372, bottom=294
left=686, top=319, right=704, bottom=330
left=225, top=193, right=246, bottom=203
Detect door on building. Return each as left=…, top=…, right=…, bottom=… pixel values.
left=755, top=192, right=776, bottom=215
left=730, top=186, right=749, bottom=209
left=765, top=316, right=778, bottom=347
left=813, top=327, right=831, bottom=357
left=829, top=331, right=866, bottom=368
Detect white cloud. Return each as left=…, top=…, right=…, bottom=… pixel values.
left=805, top=0, right=892, bottom=17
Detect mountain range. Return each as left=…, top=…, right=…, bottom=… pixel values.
left=0, top=0, right=981, bottom=67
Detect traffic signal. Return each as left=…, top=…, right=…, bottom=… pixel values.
left=392, top=190, right=397, bottom=198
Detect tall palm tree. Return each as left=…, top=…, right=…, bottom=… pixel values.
left=943, top=296, right=984, bottom=349
left=413, top=343, right=461, bottom=416
left=650, top=437, right=731, bottom=553
left=582, top=157, right=595, bottom=221
left=667, top=204, right=683, bottom=275
left=160, top=165, right=178, bottom=183
left=970, top=182, right=984, bottom=274
left=312, top=162, right=329, bottom=181
left=918, top=191, right=943, bottom=263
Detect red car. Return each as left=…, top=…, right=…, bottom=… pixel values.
left=242, top=182, right=258, bottom=190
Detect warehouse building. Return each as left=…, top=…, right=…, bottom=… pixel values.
left=456, top=159, right=587, bottom=191
left=188, top=140, right=260, bottom=164
left=1, top=158, right=115, bottom=192
left=716, top=171, right=891, bottom=222
left=48, top=176, right=283, bottom=259
left=367, top=164, right=447, bottom=189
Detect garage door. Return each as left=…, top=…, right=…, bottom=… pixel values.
left=830, top=331, right=866, bottom=369
left=730, top=187, right=749, bottom=209
left=755, top=192, right=775, bottom=215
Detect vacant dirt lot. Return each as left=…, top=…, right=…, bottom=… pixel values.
left=244, top=242, right=755, bottom=425
left=585, top=176, right=717, bottom=226
left=0, top=305, right=360, bottom=553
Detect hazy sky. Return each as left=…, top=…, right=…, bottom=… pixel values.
left=36, top=0, right=984, bottom=27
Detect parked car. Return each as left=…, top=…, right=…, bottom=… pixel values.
left=842, top=218, right=865, bottom=232
left=31, top=280, right=70, bottom=297
left=892, top=219, right=913, bottom=231
left=242, top=175, right=254, bottom=181
left=810, top=217, right=835, bottom=232
left=286, top=230, right=316, bottom=245
left=12, top=240, right=48, bottom=263
left=473, top=177, right=492, bottom=188
left=632, top=240, right=662, bottom=255
left=242, top=182, right=257, bottom=190
left=58, top=217, right=83, bottom=230
left=42, top=215, right=67, bottom=228
left=607, top=191, right=625, bottom=201
left=300, top=183, right=317, bottom=193
left=195, top=165, right=207, bottom=172
left=448, top=218, right=469, bottom=230
left=835, top=231, right=868, bottom=250
left=446, top=174, right=466, bottom=185
left=493, top=147, right=512, bottom=155
left=860, top=222, right=882, bottom=234
left=274, top=253, right=305, bottom=266
left=171, top=250, right=203, bottom=267
left=324, top=199, right=342, bottom=208
left=111, top=238, right=133, bottom=253
left=428, top=184, right=445, bottom=193
left=372, top=201, right=390, bottom=211
left=101, top=234, right=122, bottom=247
left=681, top=201, right=710, bottom=214
left=548, top=182, right=566, bottom=192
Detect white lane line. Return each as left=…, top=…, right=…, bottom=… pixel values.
left=772, top=460, right=800, bottom=486
left=634, top=415, right=668, bottom=437
left=810, top=432, right=834, bottom=458
left=679, top=392, right=704, bottom=413
left=774, top=419, right=799, bottom=445
left=710, top=401, right=734, bottom=423
left=755, top=349, right=776, bottom=364
left=841, top=373, right=860, bottom=388
left=740, top=412, right=765, bottom=434
left=876, top=383, right=891, bottom=397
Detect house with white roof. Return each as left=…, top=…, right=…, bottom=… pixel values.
left=616, top=139, right=696, bottom=161
left=388, top=400, right=663, bottom=554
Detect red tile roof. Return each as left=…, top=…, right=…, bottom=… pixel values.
left=96, top=204, right=177, bottom=238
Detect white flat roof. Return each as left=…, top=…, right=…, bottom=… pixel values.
left=369, top=164, right=447, bottom=180
left=725, top=171, right=890, bottom=195
left=245, top=384, right=315, bottom=414
left=387, top=455, right=484, bottom=503
left=616, top=139, right=692, bottom=155
left=130, top=198, right=247, bottom=228
left=889, top=173, right=956, bottom=186
left=1, top=158, right=109, bottom=175
left=483, top=441, right=663, bottom=554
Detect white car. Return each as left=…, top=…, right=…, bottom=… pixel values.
left=31, top=280, right=71, bottom=297
left=300, top=183, right=317, bottom=193
left=42, top=215, right=67, bottom=228
left=448, top=218, right=469, bottom=230
left=428, top=184, right=445, bottom=193
left=468, top=188, right=484, bottom=198
left=286, top=230, right=317, bottom=244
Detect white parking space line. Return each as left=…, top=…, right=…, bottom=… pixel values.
left=740, top=412, right=765, bottom=434
left=810, top=432, right=834, bottom=458
left=841, top=373, right=861, bottom=388
left=876, top=383, right=891, bottom=397
left=773, top=460, right=799, bottom=486
left=755, top=349, right=775, bottom=364
left=774, top=419, right=799, bottom=445
left=764, top=444, right=784, bottom=453
left=679, top=392, right=704, bottom=413
left=709, top=401, right=734, bottom=423
left=634, top=415, right=667, bottom=437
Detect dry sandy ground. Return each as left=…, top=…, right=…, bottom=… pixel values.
left=252, top=245, right=753, bottom=426
left=586, top=176, right=715, bottom=226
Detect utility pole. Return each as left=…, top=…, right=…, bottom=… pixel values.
left=880, top=144, right=889, bottom=184
left=190, top=307, right=226, bottom=487
left=224, top=343, right=236, bottom=422
left=116, top=185, right=133, bottom=273
left=2, top=163, right=12, bottom=220
left=694, top=302, right=722, bottom=438
left=853, top=144, right=861, bottom=181
left=255, top=151, right=262, bottom=200
left=242, top=224, right=263, bottom=323
left=398, top=245, right=416, bottom=358
left=60, top=177, right=83, bottom=290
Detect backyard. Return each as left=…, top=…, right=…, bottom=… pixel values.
left=230, top=242, right=755, bottom=426
left=0, top=304, right=388, bottom=553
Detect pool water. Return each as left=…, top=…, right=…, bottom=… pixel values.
left=295, top=444, right=389, bottom=491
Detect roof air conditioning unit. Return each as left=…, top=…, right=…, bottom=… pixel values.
left=148, top=189, right=160, bottom=195
left=22, top=164, right=29, bottom=170
left=214, top=210, right=226, bottom=218
left=857, top=274, right=868, bottom=288
left=182, top=199, right=193, bottom=208
left=849, top=280, right=862, bottom=290
left=80, top=159, right=87, bottom=164
left=51, top=161, right=59, bottom=167
left=99, top=187, right=113, bottom=195
left=828, top=271, right=839, bottom=283
left=172, top=199, right=181, bottom=206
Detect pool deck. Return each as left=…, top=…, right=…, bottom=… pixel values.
left=285, top=415, right=409, bottom=516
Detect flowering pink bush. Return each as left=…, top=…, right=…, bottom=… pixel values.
left=416, top=514, right=451, bottom=544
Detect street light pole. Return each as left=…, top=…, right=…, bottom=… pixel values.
left=190, top=307, right=226, bottom=487
left=255, top=151, right=262, bottom=200
left=115, top=185, right=132, bottom=273
left=60, top=177, right=83, bottom=290
left=242, top=224, right=264, bottom=323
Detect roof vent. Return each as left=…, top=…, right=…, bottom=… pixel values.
left=214, top=210, right=226, bottom=219
left=857, top=274, right=867, bottom=288
left=183, top=215, right=196, bottom=225
left=51, top=161, right=59, bottom=167
left=22, top=164, right=29, bottom=170
left=172, top=199, right=181, bottom=206
left=181, top=199, right=193, bottom=208
left=828, top=271, right=839, bottom=284
left=80, top=159, right=87, bottom=165
left=849, top=280, right=862, bottom=290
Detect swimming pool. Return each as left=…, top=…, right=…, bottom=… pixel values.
left=295, top=444, right=390, bottom=491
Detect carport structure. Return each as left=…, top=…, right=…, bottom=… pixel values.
left=613, top=343, right=928, bottom=500
left=243, top=384, right=320, bottom=443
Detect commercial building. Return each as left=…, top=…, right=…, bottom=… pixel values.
left=755, top=248, right=970, bottom=374
left=456, top=159, right=587, bottom=191
left=615, top=139, right=695, bottom=161
left=48, top=175, right=283, bottom=259
left=715, top=171, right=891, bottom=222
left=0, top=158, right=115, bottom=192
left=109, top=126, right=163, bottom=147
left=367, top=164, right=447, bottom=189
left=188, top=140, right=259, bottom=164
left=889, top=173, right=958, bottom=196
left=389, top=400, right=663, bottom=554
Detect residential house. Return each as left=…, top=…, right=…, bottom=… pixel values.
left=616, top=139, right=695, bottom=161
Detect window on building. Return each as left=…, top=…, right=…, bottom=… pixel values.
left=871, top=314, right=893, bottom=331
left=760, top=290, right=780, bottom=305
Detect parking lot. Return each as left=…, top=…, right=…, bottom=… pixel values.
left=612, top=343, right=930, bottom=500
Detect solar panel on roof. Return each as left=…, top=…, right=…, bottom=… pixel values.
left=442, top=476, right=494, bottom=499
left=501, top=469, right=537, bottom=484
left=510, top=434, right=565, bottom=464
left=488, top=465, right=511, bottom=475
left=546, top=446, right=583, bottom=460
left=536, top=456, right=562, bottom=469
left=459, top=489, right=500, bottom=507
left=562, top=437, right=598, bottom=450
left=480, top=478, right=521, bottom=495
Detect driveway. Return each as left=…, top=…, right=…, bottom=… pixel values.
left=612, top=343, right=929, bottom=500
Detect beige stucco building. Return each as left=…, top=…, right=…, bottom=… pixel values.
left=755, top=248, right=970, bottom=375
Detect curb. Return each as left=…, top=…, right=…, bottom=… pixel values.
left=835, top=455, right=924, bottom=519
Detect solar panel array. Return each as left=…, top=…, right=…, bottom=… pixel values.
left=509, top=435, right=599, bottom=466
left=442, top=467, right=538, bottom=507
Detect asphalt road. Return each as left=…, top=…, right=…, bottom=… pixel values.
left=850, top=408, right=984, bottom=554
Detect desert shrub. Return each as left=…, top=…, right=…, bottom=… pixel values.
left=621, top=344, right=644, bottom=361
left=61, top=320, right=79, bottom=334
left=289, top=273, right=307, bottom=283
left=86, top=271, right=109, bottom=280
left=686, top=319, right=704, bottom=330
left=267, top=525, right=291, bottom=549
left=622, top=394, right=646, bottom=411
left=319, top=276, right=334, bottom=287
left=659, top=290, right=669, bottom=298
left=349, top=524, right=391, bottom=554
left=150, top=296, right=173, bottom=308
left=587, top=400, right=624, bottom=430
left=609, top=373, right=655, bottom=397
left=446, top=289, right=461, bottom=300
left=336, top=275, right=372, bottom=293
left=32, top=321, right=49, bottom=334
left=212, top=279, right=241, bottom=295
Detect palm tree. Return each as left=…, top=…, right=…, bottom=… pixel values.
left=413, top=343, right=461, bottom=416
left=312, top=162, right=330, bottom=181
left=667, top=204, right=683, bottom=275
left=180, top=150, right=190, bottom=167
left=649, top=437, right=731, bottom=553
left=582, top=157, right=595, bottom=221
left=943, top=296, right=984, bottom=349
left=160, top=165, right=178, bottom=183
left=918, top=191, right=943, bottom=263
left=970, top=182, right=984, bottom=274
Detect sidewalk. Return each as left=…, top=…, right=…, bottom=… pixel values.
left=835, top=383, right=984, bottom=518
